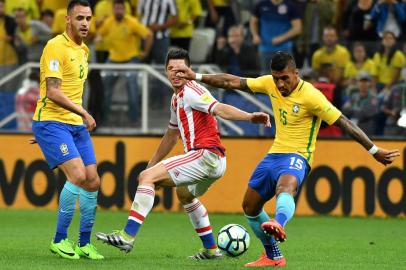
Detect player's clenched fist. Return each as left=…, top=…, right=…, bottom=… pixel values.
left=250, top=112, right=271, bottom=127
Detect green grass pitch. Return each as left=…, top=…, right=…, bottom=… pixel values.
left=0, top=209, right=405, bottom=269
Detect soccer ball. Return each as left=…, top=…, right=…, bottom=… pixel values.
left=217, top=224, right=250, bottom=257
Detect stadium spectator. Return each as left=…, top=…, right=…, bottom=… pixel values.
left=96, top=48, right=270, bottom=259
left=370, top=0, right=406, bottom=39
left=137, top=0, right=178, bottom=64
left=205, top=0, right=238, bottom=38
left=173, top=51, right=400, bottom=267
left=312, top=26, right=351, bottom=84
left=14, top=8, right=53, bottom=63
left=373, top=31, right=405, bottom=135
left=382, top=81, right=406, bottom=136
left=40, top=0, right=66, bottom=14
left=215, top=25, right=258, bottom=77
left=313, top=63, right=343, bottom=137
left=342, top=72, right=379, bottom=136
left=93, top=0, right=132, bottom=63
left=15, top=72, right=39, bottom=131
left=0, top=0, right=18, bottom=80
left=5, top=0, right=40, bottom=20
left=52, top=7, right=67, bottom=34
left=373, top=31, right=405, bottom=90
left=297, top=0, right=335, bottom=68
left=97, top=0, right=153, bottom=124
left=343, top=42, right=377, bottom=87
left=250, top=0, right=302, bottom=74
left=169, top=0, right=202, bottom=51
left=342, top=0, right=378, bottom=53
left=40, top=9, right=55, bottom=29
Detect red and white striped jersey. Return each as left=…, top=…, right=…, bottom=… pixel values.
left=168, top=80, right=225, bottom=154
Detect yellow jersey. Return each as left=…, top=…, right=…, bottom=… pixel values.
left=0, top=19, right=17, bottom=65
left=5, top=0, right=40, bottom=20
left=170, top=0, right=202, bottom=38
left=312, top=45, right=351, bottom=70
left=98, top=15, right=150, bottom=62
left=247, top=76, right=342, bottom=165
left=344, top=59, right=377, bottom=79
left=33, top=33, right=89, bottom=125
left=373, top=50, right=406, bottom=85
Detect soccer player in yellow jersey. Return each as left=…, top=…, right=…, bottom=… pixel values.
left=174, top=51, right=400, bottom=267
left=31, top=0, right=103, bottom=260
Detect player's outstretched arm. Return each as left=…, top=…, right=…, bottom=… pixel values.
left=147, top=128, right=180, bottom=168
left=46, top=77, right=96, bottom=131
left=213, top=103, right=271, bottom=127
left=174, top=64, right=253, bottom=93
left=334, top=114, right=400, bottom=165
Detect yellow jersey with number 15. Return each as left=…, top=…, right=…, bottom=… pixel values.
left=33, top=33, right=89, bottom=125
left=247, top=76, right=342, bottom=165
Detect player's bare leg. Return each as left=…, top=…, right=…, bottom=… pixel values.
left=243, top=187, right=286, bottom=267
left=97, top=163, right=174, bottom=252
left=261, top=174, right=298, bottom=242
left=177, top=186, right=222, bottom=260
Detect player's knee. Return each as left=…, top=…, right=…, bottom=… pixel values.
left=177, top=192, right=195, bottom=205
left=138, top=170, right=152, bottom=185
left=275, top=185, right=296, bottom=197
left=70, top=169, right=87, bottom=187
left=84, top=174, right=100, bottom=192
left=242, top=200, right=257, bottom=216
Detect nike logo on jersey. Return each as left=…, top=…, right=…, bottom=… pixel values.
left=270, top=94, right=278, bottom=99
left=70, top=58, right=75, bottom=61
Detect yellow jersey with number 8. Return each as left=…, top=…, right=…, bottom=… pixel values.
left=247, top=76, right=341, bottom=165
left=33, top=33, right=89, bottom=125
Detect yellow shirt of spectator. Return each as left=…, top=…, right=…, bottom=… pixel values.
left=344, top=59, right=377, bottom=79
left=5, top=0, right=39, bottom=20
left=33, top=33, right=89, bottom=125
left=170, top=0, right=202, bottom=38
left=94, top=0, right=132, bottom=51
left=247, top=76, right=341, bottom=165
left=41, top=0, right=66, bottom=13
left=373, top=50, right=406, bottom=85
left=212, top=0, right=228, bottom=7
left=312, top=44, right=351, bottom=71
left=0, top=19, right=17, bottom=65
left=98, top=15, right=150, bottom=62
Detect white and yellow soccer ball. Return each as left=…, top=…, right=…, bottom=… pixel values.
left=217, top=224, right=250, bottom=257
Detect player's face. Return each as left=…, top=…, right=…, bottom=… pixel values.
left=67, top=5, right=92, bottom=39
left=166, top=59, right=188, bottom=90
left=271, top=66, right=299, bottom=97
left=113, top=3, right=125, bottom=21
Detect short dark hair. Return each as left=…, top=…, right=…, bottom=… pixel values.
left=67, top=0, right=90, bottom=14
left=165, top=48, right=191, bottom=68
left=113, top=0, right=126, bottom=5
left=270, top=51, right=296, bottom=71
left=41, top=9, right=54, bottom=19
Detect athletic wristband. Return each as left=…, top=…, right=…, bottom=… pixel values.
left=195, top=73, right=203, bottom=81
left=368, top=145, right=379, bottom=155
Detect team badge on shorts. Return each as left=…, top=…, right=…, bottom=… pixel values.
left=60, top=143, right=69, bottom=156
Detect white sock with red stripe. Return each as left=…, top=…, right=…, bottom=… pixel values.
left=183, top=198, right=217, bottom=249
left=124, top=185, right=155, bottom=237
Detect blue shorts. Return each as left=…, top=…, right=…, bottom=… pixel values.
left=248, top=153, right=310, bottom=201
left=32, top=121, right=96, bottom=169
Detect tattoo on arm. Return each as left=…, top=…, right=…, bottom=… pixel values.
left=202, top=74, right=253, bottom=93
left=334, top=114, right=373, bottom=150
left=239, top=78, right=252, bottom=93
left=46, top=77, right=62, bottom=90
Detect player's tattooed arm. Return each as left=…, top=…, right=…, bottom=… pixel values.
left=45, top=77, right=96, bottom=130
left=334, top=114, right=374, bottom=150
left=200, top=74, right=254, bottom=93
left=46, top=77, right=61, bottom=89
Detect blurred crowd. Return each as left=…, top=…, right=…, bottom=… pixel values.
left=1, top=0, right=406, bottom=137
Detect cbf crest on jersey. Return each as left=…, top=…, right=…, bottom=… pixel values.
left=292, top=103, right=300, bottom=114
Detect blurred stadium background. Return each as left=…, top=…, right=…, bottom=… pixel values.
left=0, top=0, right=405, bottom=269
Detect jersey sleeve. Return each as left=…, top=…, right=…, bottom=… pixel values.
left=392, top=51, right=406, bottom=68
left=131, top=17, right=150, bottom=38
left=168, top=99, right=178, bottom=129
left=42, top=42, right=64, bottom=79
left=307, top=86, right=342, bottom=125
left=184, top=82, right=219, bottom=114
left=247, top=76, right=273, bottom=95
